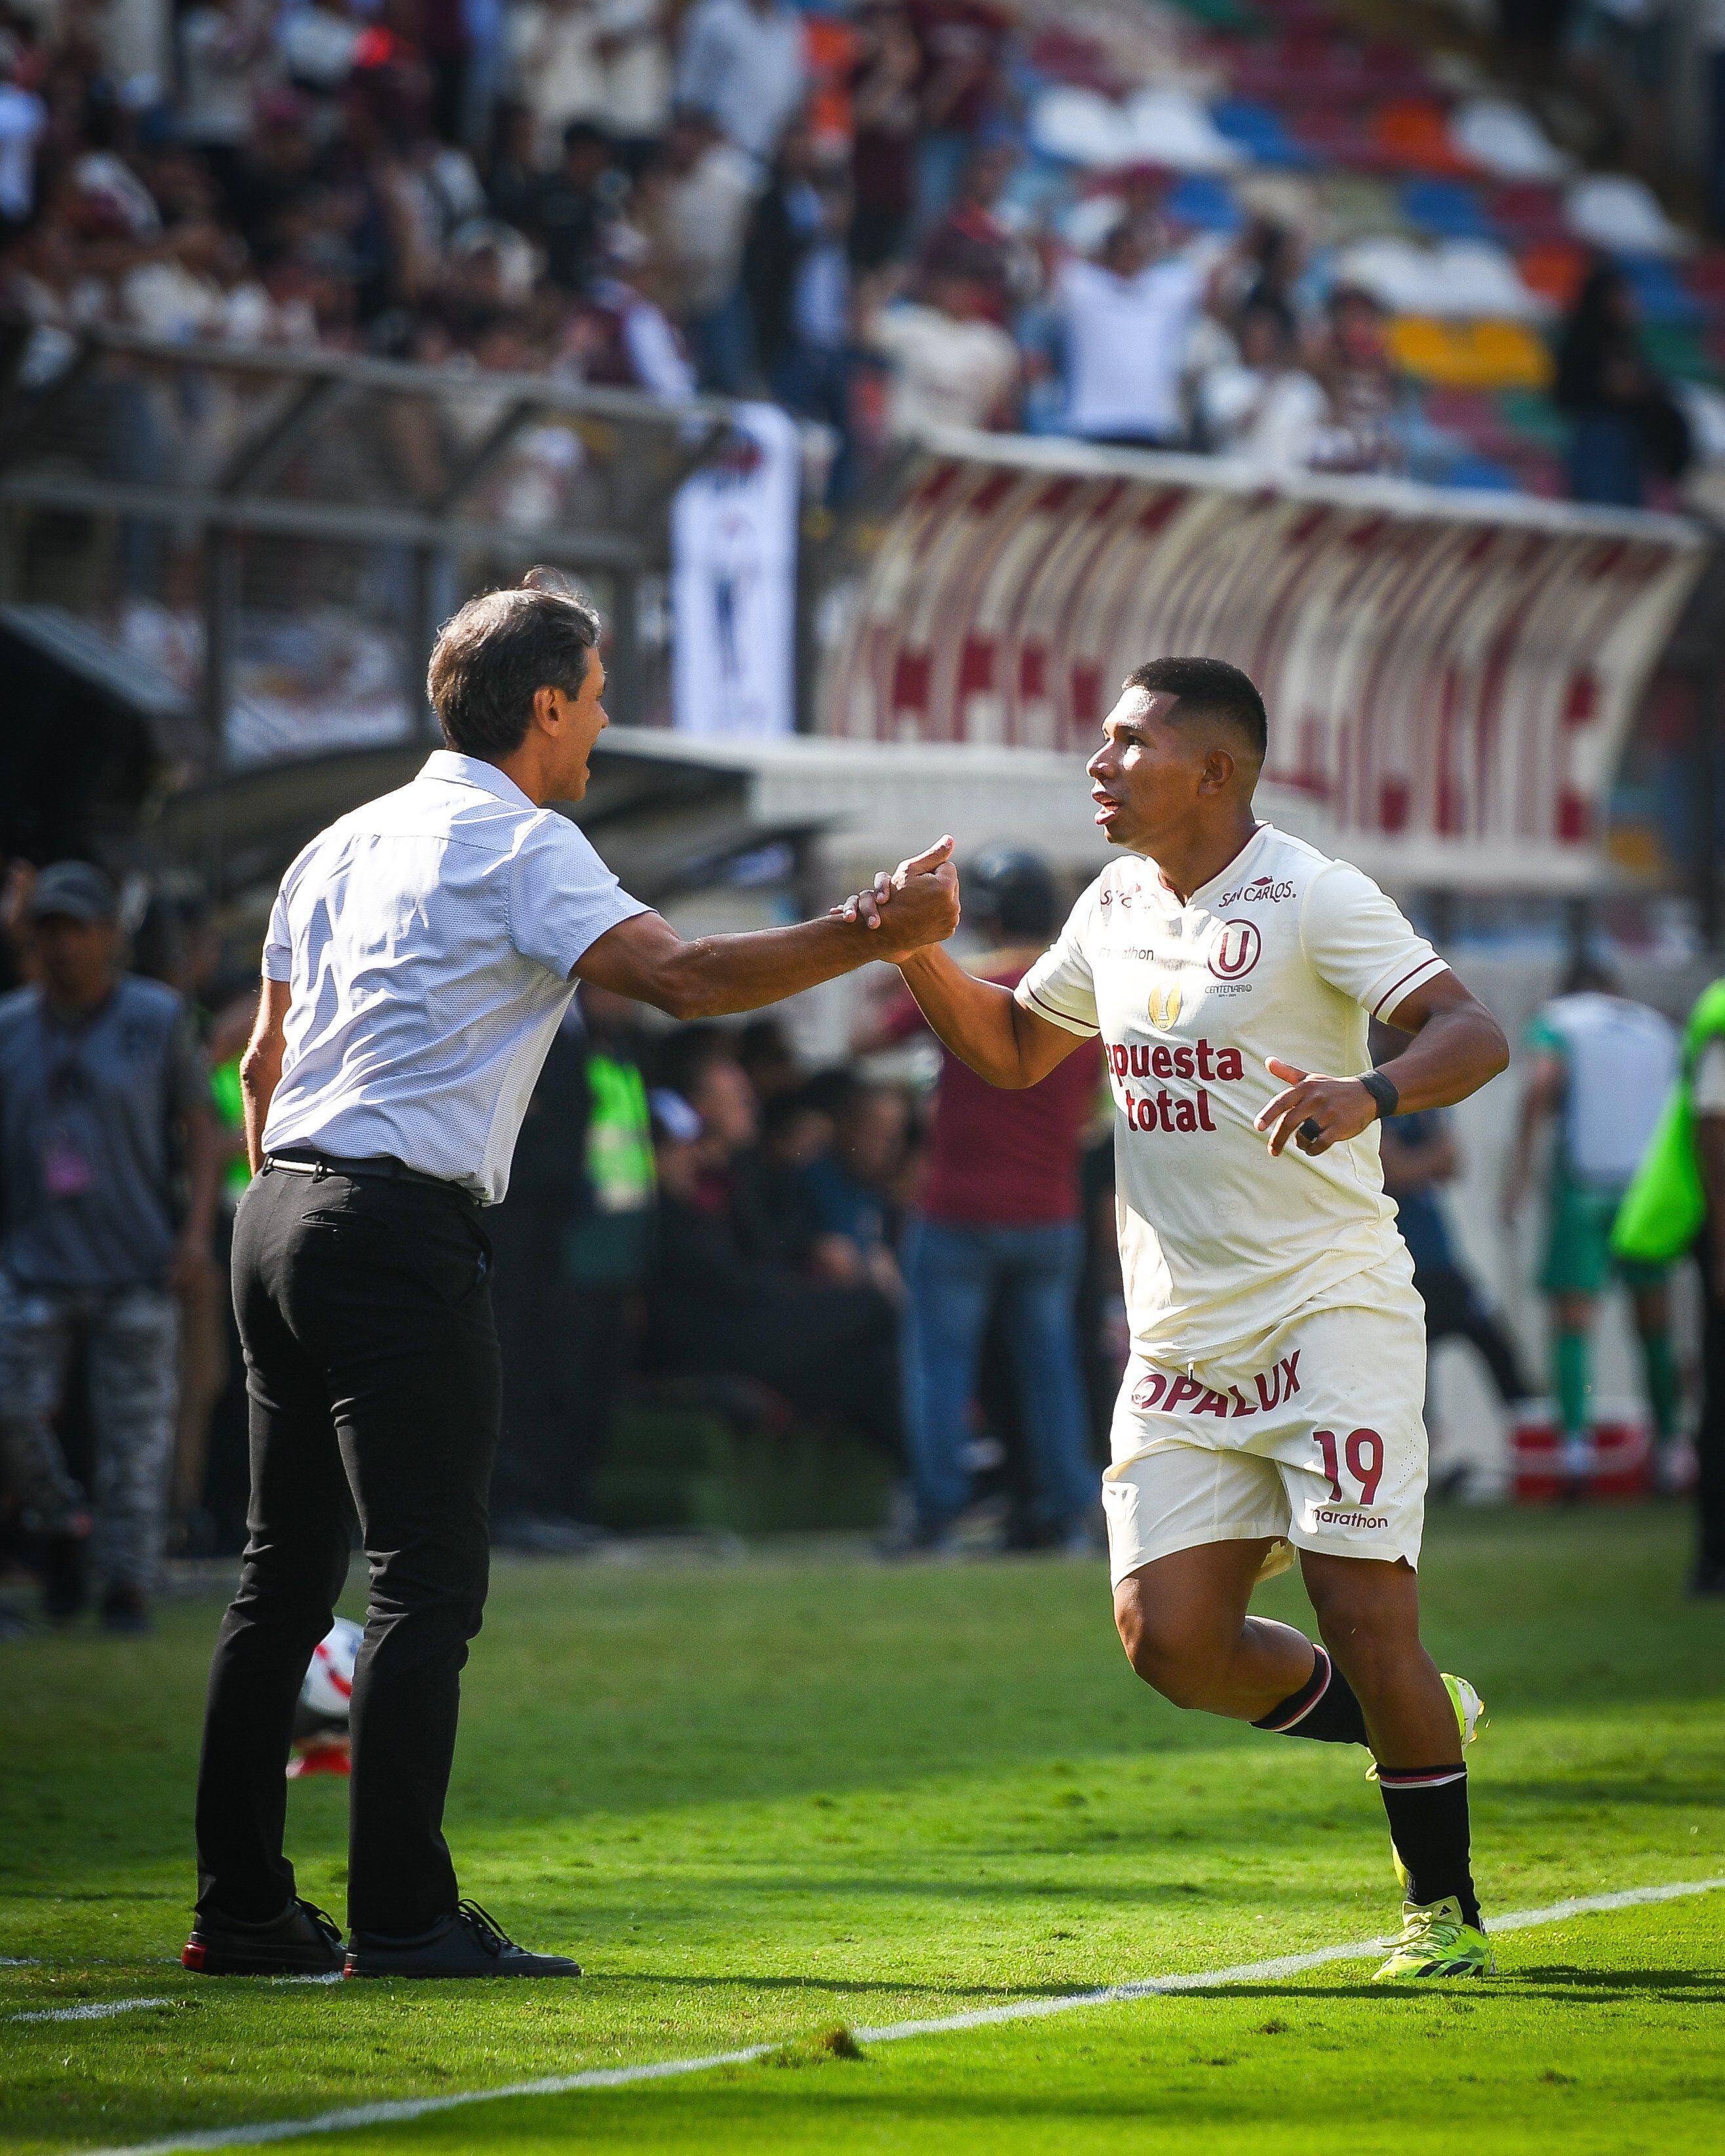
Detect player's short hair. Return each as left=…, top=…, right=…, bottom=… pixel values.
left=427, top=570, right=603, bottom=760
left=1124, top=656, right=1267, bottom=766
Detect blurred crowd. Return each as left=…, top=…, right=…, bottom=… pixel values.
left=0, top=0, right=1707, bottom=507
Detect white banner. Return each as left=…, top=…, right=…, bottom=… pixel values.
left=672, top=401, right=800, bottom=740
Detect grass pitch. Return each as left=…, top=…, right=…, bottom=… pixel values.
left=1, top=1506, right=1722, bottom=2155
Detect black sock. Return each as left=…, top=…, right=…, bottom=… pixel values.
left=1252, top=1643, right=1369, bottom=1744
left=1376, top=1766, right=1480, bottom=1927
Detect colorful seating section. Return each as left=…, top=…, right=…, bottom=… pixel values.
left=1018, top=0, right=1721, bottom=496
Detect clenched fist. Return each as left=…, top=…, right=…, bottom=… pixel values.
left=834, top=835, right=962, bottom=959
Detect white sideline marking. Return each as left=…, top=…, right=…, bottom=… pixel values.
left=69, top=1877, right=1725, bottom=2156
left=9, top=1997, right=174, bottom=2025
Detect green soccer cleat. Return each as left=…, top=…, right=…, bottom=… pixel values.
left=1444, top=1672, right=1487, bottom=1750
left=1372, top=1896, right=1496, bottom=1982
left=1370, top=1672, right=1486, bottom=1783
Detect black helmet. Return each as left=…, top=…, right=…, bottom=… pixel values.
left=967, top=849, right=1058, bottom=940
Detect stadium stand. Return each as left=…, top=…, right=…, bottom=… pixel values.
left=3, top=0, right=1724, bottom=511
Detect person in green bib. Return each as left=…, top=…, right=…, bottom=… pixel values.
left=1614, top=975, right=1725, bottom=1596
left=1504, top=959, right=1680, bottom=1491
left=559, top=987, right=656, bottom=1522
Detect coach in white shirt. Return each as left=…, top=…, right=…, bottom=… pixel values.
left=186, top=574, right=959, bottom=1982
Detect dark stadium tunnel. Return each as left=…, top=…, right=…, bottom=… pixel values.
left=0, top=604, right=189, bottom=866
left=0, top=604, right=828, bottom=917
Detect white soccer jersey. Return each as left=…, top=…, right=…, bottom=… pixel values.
left=1018, top=822, right=1446, bottom=1376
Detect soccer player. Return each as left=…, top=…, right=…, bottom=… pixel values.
left=845, top=656, right=1509, bottom=1980
left=1502, top=961, right=1680, bottom=1491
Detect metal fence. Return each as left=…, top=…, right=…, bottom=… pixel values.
left=0, top=329, right=736, bottom=777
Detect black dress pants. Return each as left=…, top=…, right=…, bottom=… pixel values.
left=194, top=1164, right=499, bottom=1937
left=1414, top=1264, right=1532, bottom=1407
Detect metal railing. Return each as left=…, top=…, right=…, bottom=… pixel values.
left=0, top=328, right=738, bottom=772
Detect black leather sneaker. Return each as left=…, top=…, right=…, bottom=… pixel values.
left=183, top=1898, right=346, bottom=1976
left=344, top=1900, right=582, bottom=1980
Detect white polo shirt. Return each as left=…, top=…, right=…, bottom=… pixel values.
left=260, top=752, right=648, bottom=1203
left=1017, top=823, right=1445, bottom=1375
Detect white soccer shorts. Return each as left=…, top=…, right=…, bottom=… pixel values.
left=1101, top=1301, right=1427, bottom=1588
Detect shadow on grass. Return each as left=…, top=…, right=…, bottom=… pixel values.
left=1185, top=1965, right=1725, bottom=2005
left=1480, top=1780, right=1725, bottom=1813
left=592, top=1970, right=1087, bottom=2000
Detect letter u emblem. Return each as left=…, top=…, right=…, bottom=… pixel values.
left=1148, top=980, right=1182, bottom=1030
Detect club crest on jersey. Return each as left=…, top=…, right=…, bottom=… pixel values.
left=1147, top=979, right=1183, bottom=1031
left=1208, top=920, right=1261, bottom=980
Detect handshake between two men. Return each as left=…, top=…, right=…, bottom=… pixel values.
left=835, top=835, right=962, bottom=951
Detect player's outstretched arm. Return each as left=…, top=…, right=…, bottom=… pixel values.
left=833, top=844, right=1079, bottom=1089
left=574, top=838, right=960, bottom=1019
left=893, top=944, right=1082, bottom=1090
left=1256, top=970, right=1508, bottom=1158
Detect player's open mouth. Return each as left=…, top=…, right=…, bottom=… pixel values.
left=1092, top=793, right=1121, bottom=825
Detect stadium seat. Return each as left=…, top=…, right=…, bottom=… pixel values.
left=1375, top=100, right=1474, bottom=178
left=1162, top=0, right=1264, bottom=30
left=1618, top=257, right=1705, bottom=329
left=1642, top=323, right=1720, bottom=384
left=1438, top=451, right=1519, bottom=492
left=1025, top=31, right=1122, bottom=96
left=1399, top=178, right=1494, bottom=241
left=1517, top=241, right=1587, bottom=309
left=1293, top=106, right=1391, bottom=173
left=1164, top=173, right=1246, bottom=233
left=1486, top=182, right=1572, bottom=246
left=1388, top=316, right=1555, bottom=389
left=1495, top=387, right=1568, bottom=451
left=1682, top=250, right=1725, bottom=302
left=1210, top=98, right=1313, bottom=167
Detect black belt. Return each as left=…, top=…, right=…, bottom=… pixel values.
left=262, top=1150, right=473, bottom=1202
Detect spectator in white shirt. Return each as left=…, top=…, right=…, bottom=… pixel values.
left=864, top=265, right=1019, bottom=441
left=0, top=35, right=46, bottom=227
left=675, top=0, right=807, bottom=166
left=279, top=0, right=367, bottom=93
left=1053, top=218, right=1212, bottom=450
left=637, top=109, right=758, bottom=389
left=1195, top=298, right=1328, bottom=469
left=507, top=0, right=608, bottom=160
left=509, top=0, right=671, bottom=165
left=179, top=0, right=281, bottom=191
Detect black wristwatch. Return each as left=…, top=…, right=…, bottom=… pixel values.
left=1358, top=1068, right=1400, bottom=1121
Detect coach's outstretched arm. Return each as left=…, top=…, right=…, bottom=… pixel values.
left=575, top=837, right=961, bottom=1020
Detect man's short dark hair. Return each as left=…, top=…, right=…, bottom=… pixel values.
left=1125, top=656, right=1268, bottom=765
left=427, top=572, right=603, bottom=760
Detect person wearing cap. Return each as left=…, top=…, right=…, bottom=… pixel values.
left=184, top=574, right=959, bottom=1984
left=0, top=861, right=221, bottom=1632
